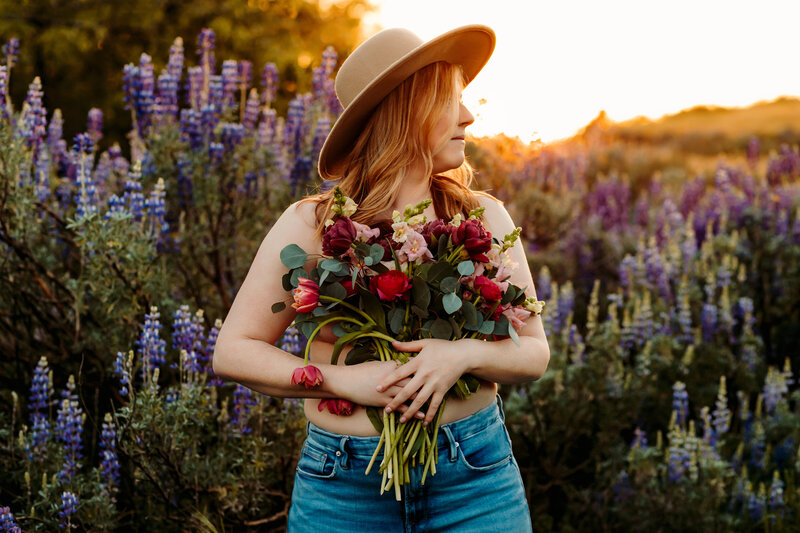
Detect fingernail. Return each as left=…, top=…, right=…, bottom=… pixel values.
left=399, top=417, right=406, bottom=423
left=385, top=406, right=392, bottom=413
left=376, top=385, right=383, bottom=392
left=416, top=412, right=424, bottom=418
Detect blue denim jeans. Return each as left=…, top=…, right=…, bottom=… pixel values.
left=287, top=395, right=531, bottom=532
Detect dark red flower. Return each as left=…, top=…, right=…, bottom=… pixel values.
left=322, top=217, right=357, bottom=256
left=421, top=219, right=456, bottom=246
left=341, top=280, right=358, bottom=297
left=369, top=270, right=412, bottom=301
left=473, top=275, right=502, bottom=302
left=290, top=365, right=324, bottom=388
left=292, top=278, right=320, bottom=313
left=318, top=398, right=355, bottom=416
left=454, top=219, right=492, bottom=262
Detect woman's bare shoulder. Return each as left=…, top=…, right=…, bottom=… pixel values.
left=473, top=192, right=516, bottom=235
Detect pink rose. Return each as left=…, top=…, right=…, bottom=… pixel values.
left=292, top=278, right=319, bottom=313
left=369, top=270, right=412, bottom=301
left=290, top=365, right=324, bottom=388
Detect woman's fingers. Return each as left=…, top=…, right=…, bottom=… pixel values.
left=398, top=383, right=434, bottom=423
left=423, top=391, right=445, bottom=426
left=376, top=358, right=418, bottom=392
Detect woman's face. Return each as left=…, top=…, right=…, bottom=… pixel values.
left=429, top=95, right=475, bottom=174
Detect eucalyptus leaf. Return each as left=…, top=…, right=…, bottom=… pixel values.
left=322, top=282, right=346, bottom=301
left=320, top=258, right=347, bottom=274
left=388, top=307, right=405, bottom=334
left=412, top=277, right=431, bottom=309
left=271, top=302, right=286, bottom=314
left=428, top=262, right=453, bottom=283
left=289, top=268, right=309, bottom=288
left=318, top=268, right=330, bottom=286
left=457, top=261, right=475, bottom=276
left=440, top=276, right=459, bottom=293
left=461, top=300, right=478, bottom=326
left=369, top=243, right=385, bottom=265
left=508, top=320, right=521, bottom=347
left=364, top=256, right=374, bottom=266
left=478, top=320, right=495, bottom=335
left=360, top=290, right=386, bottom=331
left=281, top=272, right=293, bottom=291
left=299, top=320, right=317, bottom=341
left=312, top=306, right=328, bottom=317
left=332, top=323, right=347, bottom=337
left=280, top=244, right=308, bottom=269
left=442, top=293, right=462, bottom=314
left=437, top=233, right=450, bottom=258
left=430, top=318, right=452, bottom=340
left=501, top=285, right=517, bottom=305
left=411, top=305, right=429, bottom=319
left=494, top=315, right=510, bottom=336
left=449, top=316, right=462, bottom=338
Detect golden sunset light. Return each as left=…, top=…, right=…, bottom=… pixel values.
left=365, top=0, right=799, bottom=143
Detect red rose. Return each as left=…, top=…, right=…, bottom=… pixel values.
left=290, top=365, right=324, bottom=388
left=318, top=398, right=355, bottom=416
left=421, top=219, right=456, bottom=246
left=322, top=217, right=357, bottom=256
left=454, top=219, right=492, bottom=262
left=341, top=280, right=358, bottom=297
left=292, top=278, right=319, bottom=313
left=473, top=275, right=502, bottom=301
left=369, top=270, right=412, bottom=301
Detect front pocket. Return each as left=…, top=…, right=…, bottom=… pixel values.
left=457, top=420, right=513, bottom=472
left=296, top=442, right=337, bottom=479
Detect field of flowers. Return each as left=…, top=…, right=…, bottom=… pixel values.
left=0, top=29, right=799, bottom=532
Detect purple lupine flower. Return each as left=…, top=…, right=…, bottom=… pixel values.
left=766, top=145, right=800, bottom=185
left=136, top=307, right=167, bottom=380
left=72, top=133, right=98, bottom=218
left=19, top=76, right=48, bottom=154
left=58, top=491, right=79, bottom=529
left=220, top=122, right=245, bottom=152
left=0, top=506, right=21, bottom=533
left=0, top=66, right=8, bottom=119
left=553, top=282, right=574, bottom=336
left=284, top=95, right=308, bottom=158
left=187, top=66, right=204, bottom=110
left=55, top=376, right=83, bottom=483
left=155, top=70, right=180, bottom=122
left=200, top=103, right=218, bottom=140
left=712, top=376, right=731, bottom=436
left=2, top=37, right=19, bottom=68
left=179, top=108, right=203, bottom=150
left=672, top=381, right=689, bottom=427
left=205, top=318, right=224, bottom=386
left=279, top=324, right=305, bottom=356
left=108, top=143, right=129, bottom=175
left=619, top=255, right=636, bottom=290
left=701, top=302, right=717, bottom=343
left=197, top=28, right=216, bottom=76
left=122, top=62, right=139, bottom=116
left=87, top=108, right=103, bottom=143
left=769, top=471, right=785, bottom=522
left=243, top=89, right=260, bottom=130
left=27, top=356, right=52, bottom=460
left=763, top=367, right=788, bottom=415
left=747, top=137, right=759, bottom=167
left=320, top=47, right=341, bottom=115
left=568, top=323, right=586, bottom=365
left=167, top=37, right=184, bottom=82
left=667, top=427, right=687, bottom=483
left=221, top=59, right=239, bottom=107
left=144, top=178, right=169, bottom=238
left=172, top=305, right=205, bottom=374
left=261, top=62, right=279, bottom=106
left=99, top=412, right=120, bottom=493
left=311, top=116, right=330, bottom=165
left=230, top=384, right=258, bottom=434
left=175, top=153, right=193, bottom=208
left=112, top=351, right=133, bottom=396
left=209, top=141, right=224, bottom=165
left=631, top=427, right=647, bottom=449
left=121, top=164, right=145, bottom=220
left=749, top=422, right=766, bottom=471
left=134, top=54, right=156, bottom=134
left=47, top=109, right=66, bottom=168
left=257, top=107, right=278, bottom=148
left=537, top=266, right=552, bottom=301
left=208, top=74, right=223, bottom=110
left=748, top=483, right=766, bottom=523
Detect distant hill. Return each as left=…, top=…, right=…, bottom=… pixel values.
left=576, top=96, right=800, bottom=154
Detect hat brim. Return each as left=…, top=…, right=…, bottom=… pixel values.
left=318, top=25, right=496, bottom=177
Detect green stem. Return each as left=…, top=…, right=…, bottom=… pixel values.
left=302, top=316, right=365, bottom=364
left=318, top=295, right=376, bottom=324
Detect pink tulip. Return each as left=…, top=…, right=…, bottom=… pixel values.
left=318, top=398, right=355, bottom=416
left=292, top=278, right=319, bottom=313
left=290, top=365, right=324, bottom=388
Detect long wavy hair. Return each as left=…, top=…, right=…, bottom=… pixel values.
left=303, top=61, right=484, bottom=235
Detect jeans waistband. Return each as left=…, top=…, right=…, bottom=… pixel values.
left=305, top=395, right=505, bottom=461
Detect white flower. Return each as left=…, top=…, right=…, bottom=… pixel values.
left=324, top=218, right=335, bottom=228
left=407, top=214, right=426, bottom=227
left=391, top=221, right=410, bottom=243
left=450, top=213, right=463, bottom=227
left=392, top=210, right=403, bottom=224
left=342, top=197, right=358, bottom=217
left=524, top=299, right=546, bottom=315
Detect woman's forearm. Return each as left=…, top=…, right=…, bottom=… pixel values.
left=460, top=336, right=550, bottom=384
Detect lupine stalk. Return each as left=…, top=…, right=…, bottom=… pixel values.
left=99, top=412, right=120, bottom=494
left=0, top=506, right=21, bottom=533
left=58, top=492, right=78, bottom=530
left=55, top=376, right=83, bottom=484
left=230, top=384, right=257, bottom=434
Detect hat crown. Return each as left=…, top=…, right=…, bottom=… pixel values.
left=335, top=28, right=425, bottom=108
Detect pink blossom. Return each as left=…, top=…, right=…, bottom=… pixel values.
left=290, top=365, right=324, bottom=388
left=352, top=220, right=380, bottom=242
left=398, top=230, right=433, bottom=263
left=502, top=306, right=531, bottom=330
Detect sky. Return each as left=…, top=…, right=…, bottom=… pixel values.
left=362, top=0, right=799, bottom=143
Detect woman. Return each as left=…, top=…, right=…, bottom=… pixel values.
left=213, top=24, right=549, bottom=532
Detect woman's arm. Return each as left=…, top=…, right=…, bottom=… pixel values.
left=377, top=194, right=550, bottom=423
left=212, top=201, right=403, bottom=406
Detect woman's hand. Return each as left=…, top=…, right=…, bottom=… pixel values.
left=376, top=338, right=472, bottom=425
left=331, top=360, right=422, bottom=418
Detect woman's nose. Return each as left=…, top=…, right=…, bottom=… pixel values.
left=458, top=102, right=475, bottom=127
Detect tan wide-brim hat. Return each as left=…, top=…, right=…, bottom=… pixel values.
left=318, top=24, right=496, bottom=178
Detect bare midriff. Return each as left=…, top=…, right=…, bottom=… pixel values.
left=303, top=324, right=498, bottom=437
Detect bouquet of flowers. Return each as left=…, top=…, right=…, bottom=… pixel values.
left=273, top=187, right=545, bottom=500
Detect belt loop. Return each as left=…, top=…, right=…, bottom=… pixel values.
left=337, top=436, right=350, bottom=469
left=305, top=421, right=311, bottom=435
left=441, top=425, right=458, bottom=462
left=496, top=394, right=506, bottom=423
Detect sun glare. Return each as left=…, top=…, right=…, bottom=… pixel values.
left=365, top=0, right=799, bottom=144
